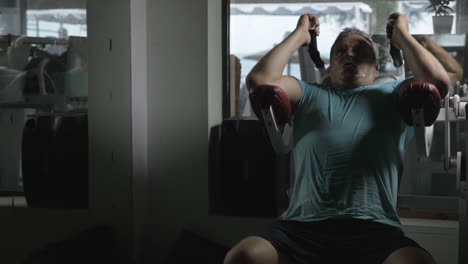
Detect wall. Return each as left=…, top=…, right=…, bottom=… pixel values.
left=145, top=0, right=210, bottom=260
left=88, top=0, right=133, bottom=260
left=130, top=0, right=149, bottom=261
left=145, top=0, right=271, bottom=262
left=402, top=219, right=458, bottom=264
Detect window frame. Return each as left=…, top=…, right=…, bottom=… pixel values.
left=222, top=0, right=230, bottom=119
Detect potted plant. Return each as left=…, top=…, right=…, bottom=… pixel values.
left=426, top=0, right=455, bottom=34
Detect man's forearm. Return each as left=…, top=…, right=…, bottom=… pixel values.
left=400, top=35, right=450, bottom=97
left=424, top=38, right=464, bottom=83
left=246, top=30, right=305, bottom=89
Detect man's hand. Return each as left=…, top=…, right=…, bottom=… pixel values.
left=386, top=13, right=450, bottom=97
left=386, top=12, right=410, bottom=50
left=246, top=14, right=317, bottom=105
left=294, top=14, right=320, bottom=46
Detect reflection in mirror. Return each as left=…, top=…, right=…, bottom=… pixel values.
left=0, top=0, right=88, bottom=208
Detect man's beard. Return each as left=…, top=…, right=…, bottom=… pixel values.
left=328, top=63, right=375, bottom=90
left=339, top=70, right=367, bottom=89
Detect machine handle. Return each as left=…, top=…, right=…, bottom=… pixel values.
left=249, top=85, right=293, bottom=153
left=389, top=44, right=403, bottom=68
left=261, top=106, right=293, bottom=154
left=386, top=16, right=403, bottom=68
left=308, top=30, right=325, bottom=69
left=445, top=92, right=451, bottom=170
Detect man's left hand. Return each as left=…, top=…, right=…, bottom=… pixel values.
left=386, top=12, right=410, bottom=50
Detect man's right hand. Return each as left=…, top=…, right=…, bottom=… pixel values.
left=295, top=14, right=320, bottom=46
left=246, top=14, right=318, bottom=105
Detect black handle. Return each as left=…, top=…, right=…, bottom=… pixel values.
left=390, top=44, right=403, bottom=68
left=308, top=30, right=324, bottom=69
left=386, top=19, right=403, bottom=68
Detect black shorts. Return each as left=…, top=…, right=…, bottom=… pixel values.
left=247, top=218, right=430, bottom=264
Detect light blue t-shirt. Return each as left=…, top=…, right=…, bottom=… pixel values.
left=281, top=79, right=414, bottom=229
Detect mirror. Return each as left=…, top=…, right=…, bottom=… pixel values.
left=0, top=0, right=88, bottom=208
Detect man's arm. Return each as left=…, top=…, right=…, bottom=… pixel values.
left=246, top=14, right=319, bottom=105
left=415, top=35, right=464, bottom=84
left=388, top=13, right=450, bottom=97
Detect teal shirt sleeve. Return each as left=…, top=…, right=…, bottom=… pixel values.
left=292, top=78, right=325, bottom=119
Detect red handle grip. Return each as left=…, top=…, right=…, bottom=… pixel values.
left=397, top=81, right=442, bottom=126
left=249, top=85, right=292, bottom=126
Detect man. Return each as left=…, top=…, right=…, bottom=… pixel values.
left=224, top=13, right=450, bottom=264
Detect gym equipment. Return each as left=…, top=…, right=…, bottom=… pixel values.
left=22, top=112, right=88, bottom=208
left=245, top=30, right=328, bottom=154
left=308, top=29, right=326, bottom=76
left=386, top=13, right=403, bottom=68
left=249, top=85, right=293, bottom=154
left=397, top=81, right=441, bottom=158
left=406, top=81, right=468, bottom=264
left=397, top=81, right=442, bottom=126
left=208, top=119, right=291, bottom=217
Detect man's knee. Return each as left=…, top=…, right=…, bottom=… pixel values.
left=223, top=237, right=279, bottom=264
left=224, top=247, right=256, bottom=264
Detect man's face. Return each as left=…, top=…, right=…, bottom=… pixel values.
left=328, top=34, right=378, bottom=89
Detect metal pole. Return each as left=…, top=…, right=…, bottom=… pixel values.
left=0, top=35, right=68, bottom=45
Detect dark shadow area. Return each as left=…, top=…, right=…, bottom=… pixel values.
left=165, top=229, right=229, bottom=264
left=209, top=119, right=291, bottom=218
left=22, top=113, right=88, bottom=208
left=20, top=226, right=119, bottom=264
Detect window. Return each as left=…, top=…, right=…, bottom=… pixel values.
left=26, top=2, right=87, bottom=38
left=0, top=0, right=88, bottom=207
left=226, top=0, right=461, bottom=119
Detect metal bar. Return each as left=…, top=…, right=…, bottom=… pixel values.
left=459, top=186, right=467, bottom=264
left=0, top=35, right=67, bottom=45
left=445, top=95, right=451, bottom=170
left=222, top=0, right=230, bottom=119
left=19, top=0, right=27, bottom=35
